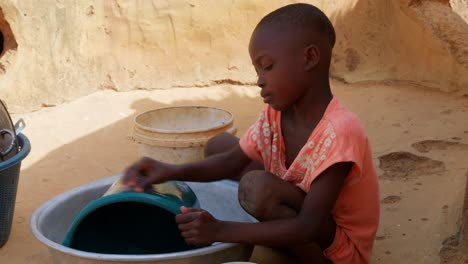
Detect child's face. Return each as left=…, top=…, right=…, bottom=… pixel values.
left=249, top=28, right=309, bottom=111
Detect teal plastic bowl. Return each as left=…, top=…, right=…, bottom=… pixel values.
left=63, top=181, right=200, bottom=254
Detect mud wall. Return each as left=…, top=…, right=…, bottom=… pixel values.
left=0, top=0, right=466, bottom=113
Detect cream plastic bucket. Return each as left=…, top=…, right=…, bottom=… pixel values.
left=132, top=106, right=236, bottom=164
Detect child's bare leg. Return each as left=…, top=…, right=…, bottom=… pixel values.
left=238, top=170, right=334, bottom=263
left=238, top=170, right=304, bottom=220
left=204, top=133, right=264, bottom=180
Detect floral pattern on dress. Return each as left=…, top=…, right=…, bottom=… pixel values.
left=246, top=107, right=337, bottom=190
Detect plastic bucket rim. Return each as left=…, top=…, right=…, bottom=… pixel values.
left=133, top=106, right=234, bottom=134
left=131, top=132, right=212, bottom=147
left=0, top=133, right=30, bottom=171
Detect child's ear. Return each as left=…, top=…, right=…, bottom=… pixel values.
left=304, top=44, right=320, bottom=71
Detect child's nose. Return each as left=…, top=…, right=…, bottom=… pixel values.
left=257, top=75, right=266, bottom=88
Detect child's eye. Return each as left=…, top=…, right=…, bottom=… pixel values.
left=263, top=64, right=273, bottom=71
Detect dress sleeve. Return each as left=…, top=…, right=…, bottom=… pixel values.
left=299, top=120, right=367, bottom=191
left=239, top=109, right=268, bottom=163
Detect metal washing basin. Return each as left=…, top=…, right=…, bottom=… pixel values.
left=30, top=175, right=256, bottom=264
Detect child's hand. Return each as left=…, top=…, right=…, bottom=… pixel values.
left=176, top=206, right=221, bottom=246
left=122, top=157, right=174, bottom=192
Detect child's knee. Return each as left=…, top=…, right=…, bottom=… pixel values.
left=238, top=170, right=274, bottom=219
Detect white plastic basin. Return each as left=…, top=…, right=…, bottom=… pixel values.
left=30, top=175, right=255, bottom=264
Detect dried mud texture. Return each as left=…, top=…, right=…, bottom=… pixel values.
left=410, top=1, right=468, bottom=69
left=440, top=231, right=464, bottom=264
left=331, top=0, right=468, bottom=95
left=378, top=151, right=445, bottom=180
left=381, top=195, right=402, bottom=204
left=412, top=140, right=468, bottom=153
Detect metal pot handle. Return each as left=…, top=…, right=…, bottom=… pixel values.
left=0, top=119, right=26, bottom=158
left=0, top=129, right=15, bottom=156
left=15, top=118, right=26, bottom=135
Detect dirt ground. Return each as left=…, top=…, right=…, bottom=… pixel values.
left=0, top=80, right=467, bottom=263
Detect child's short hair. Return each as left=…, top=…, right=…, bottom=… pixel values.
left=255, top=3, right=336, bottom=48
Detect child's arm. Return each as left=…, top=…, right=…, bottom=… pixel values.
left=176, top=162, right=352, bottom=246
left=123, top=144, right=251, bottom=191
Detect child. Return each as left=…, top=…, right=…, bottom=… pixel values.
left=124, top=3, right=379, bottom=263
